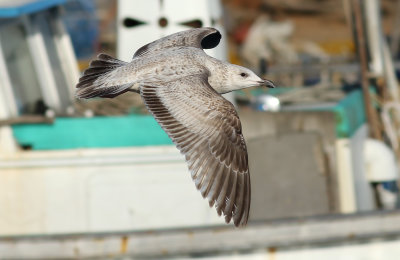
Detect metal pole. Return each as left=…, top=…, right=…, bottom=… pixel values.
left=351, top=0, right=382, bottom=139
left=390, top=0, right=400, bottom=58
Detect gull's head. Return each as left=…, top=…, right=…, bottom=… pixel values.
left=226, top=64, right=275, bottom=91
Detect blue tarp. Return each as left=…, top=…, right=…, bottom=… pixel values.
left=0, top=0, right=66, bottom=18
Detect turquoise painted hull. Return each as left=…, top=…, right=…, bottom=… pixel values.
left=12, top=115, right=173, bottom=150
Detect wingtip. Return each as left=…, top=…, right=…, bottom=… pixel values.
left=200, top=28, right=221, bottom=49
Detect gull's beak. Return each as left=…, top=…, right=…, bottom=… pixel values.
left=257, top=79, right=276, bottom=88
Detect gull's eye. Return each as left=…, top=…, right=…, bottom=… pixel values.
left=240, top=72, right=248, bottom=78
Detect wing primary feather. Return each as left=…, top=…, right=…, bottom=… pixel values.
left=199, top=159, right=219, bottom=198
left=241, top=173, right=251, bottom=226
left=207, top=164, right=225, bottom=203
left=194, top=154, right=211, bottom=189
left=233, top=173, right=245, bottom=226
left=190, top=148, right=209, bottom=179
left=216, top=166, right=231, bottom=216
left=223, top=172, right=238, bottom=223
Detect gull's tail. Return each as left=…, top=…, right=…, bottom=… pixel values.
left=76, top=53, right=133, bottom=99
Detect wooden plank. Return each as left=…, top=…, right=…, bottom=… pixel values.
left=0, top=115, right=53, bottom=126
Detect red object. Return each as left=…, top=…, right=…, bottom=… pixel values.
left=233, top=23, right=251, bottom=44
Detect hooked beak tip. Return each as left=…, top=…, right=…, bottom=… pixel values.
left=258, top=79, right=276, bottom=88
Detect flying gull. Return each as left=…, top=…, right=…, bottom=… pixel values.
left=76, top=27, right=275, bottom=227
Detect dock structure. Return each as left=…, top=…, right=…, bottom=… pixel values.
left=0, top=210, right=400, bottom=259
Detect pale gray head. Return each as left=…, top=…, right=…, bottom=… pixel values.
left=223, top=63, right=275, bottom=92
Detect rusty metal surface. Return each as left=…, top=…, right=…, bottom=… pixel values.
left=0, top=210, right=400, bottom=259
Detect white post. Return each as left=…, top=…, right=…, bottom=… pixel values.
left=336, top=139, right=357, bottom=213
left=0, top=36, right=18, bottom=117
left=23, top=15, right=62, bottom=113
left=0, top=38, right=18, bottom=154
left=51, top=8, right=80, bottom=100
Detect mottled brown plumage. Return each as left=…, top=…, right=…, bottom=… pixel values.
left=76, top=27, right=274, bottom=226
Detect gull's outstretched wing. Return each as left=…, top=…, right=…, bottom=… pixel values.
left=133, top=27, right=221, bottom=58
left=140, top=73, right=250, bottom=226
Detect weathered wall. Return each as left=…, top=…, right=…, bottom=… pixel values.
left=239, top=109, right=339, bottom=219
